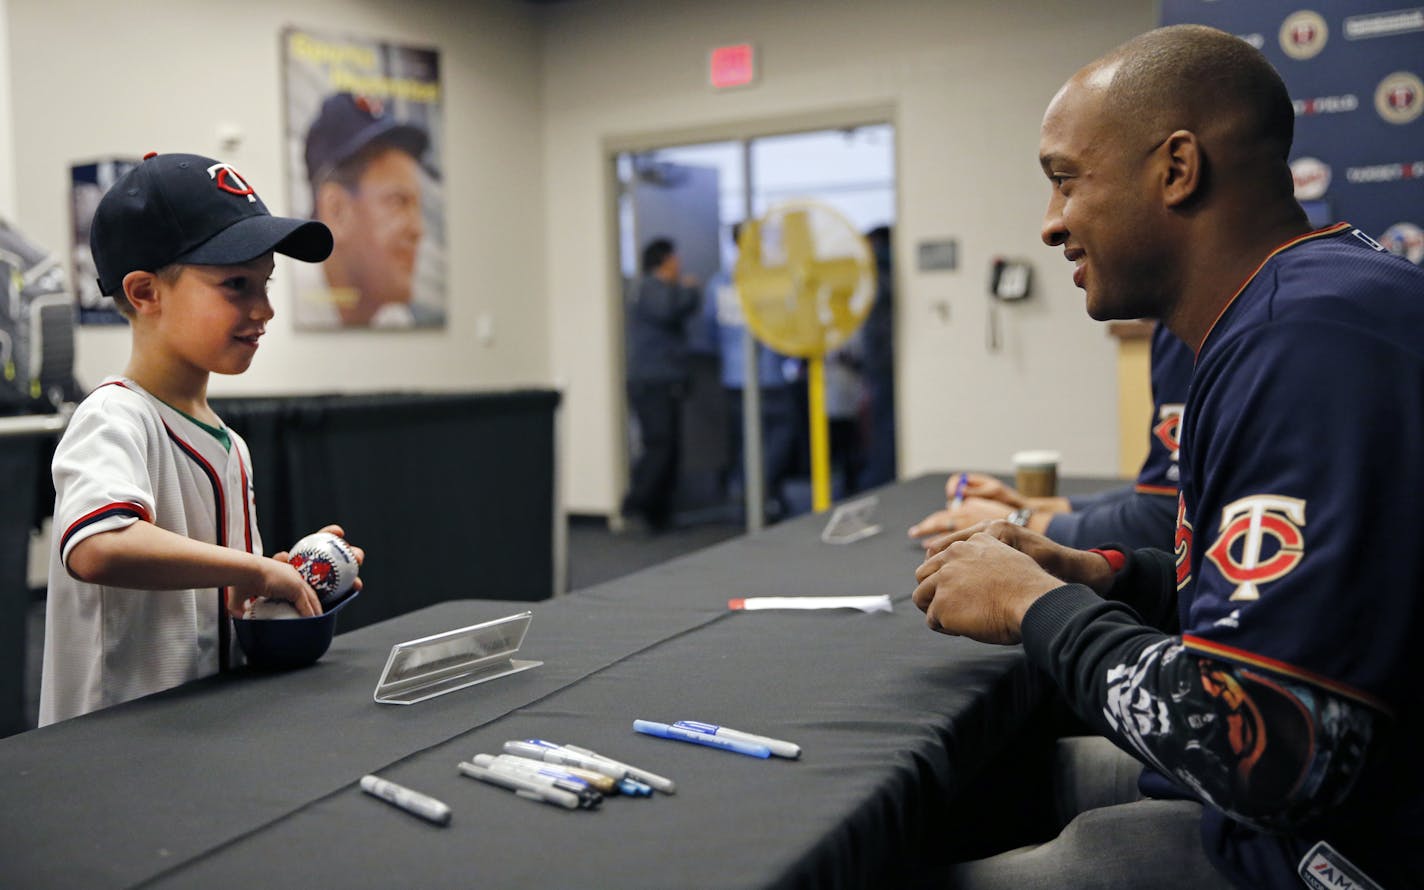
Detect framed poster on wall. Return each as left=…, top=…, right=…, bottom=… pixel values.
left=282, top=26, right=446, bottom=330
left=71, top=158, right=137, bottom=326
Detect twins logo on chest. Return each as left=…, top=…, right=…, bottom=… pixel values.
left=1205, top=495, right=1307, bottom=601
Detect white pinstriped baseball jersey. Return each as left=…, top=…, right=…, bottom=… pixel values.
left=39, top=376, right=262, bottom=725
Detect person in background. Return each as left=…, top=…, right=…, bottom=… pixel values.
left=910, top=322, right=1191, bottom=552
left=622, top=237, right=700, bottom=533
left=859, top=225, right=896, bottom=487
left=825, top=334, right=866, bottom=497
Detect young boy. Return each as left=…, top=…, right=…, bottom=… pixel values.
left=39, top=152, right=361, bottom=725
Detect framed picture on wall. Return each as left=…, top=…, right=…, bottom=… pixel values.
left=281, top=26, right=446, bottom=330
left=71, top=158, right=138, bottom=326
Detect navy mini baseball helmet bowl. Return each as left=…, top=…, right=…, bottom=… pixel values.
left=233, top=590, right=360, bottom=670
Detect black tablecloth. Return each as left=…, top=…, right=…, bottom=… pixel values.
left=0, top=474, right=1115, bottom=889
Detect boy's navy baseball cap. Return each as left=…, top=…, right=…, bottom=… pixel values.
left=304, top=93, right=430, bottom=186
left=91, top=152, right=333, bottom=297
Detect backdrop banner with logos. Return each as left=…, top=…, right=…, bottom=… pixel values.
left=1161, top=1, right=1424, bottom=265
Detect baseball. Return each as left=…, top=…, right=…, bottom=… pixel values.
left=242, top=597, right=301, bottom=620
left=288, top=531, right=360, bottom=607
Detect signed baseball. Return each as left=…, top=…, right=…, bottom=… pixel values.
left=288, top=532, right=360, bottom=607
left=242, top=597, right=301, bottom=620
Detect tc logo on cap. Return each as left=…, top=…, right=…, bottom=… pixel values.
left=207, top=163, right=256, bottom=203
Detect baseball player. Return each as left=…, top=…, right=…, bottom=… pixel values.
left=915, top=26, right=1422, bottom=889
left=910, top=321, right=1191, bottom=551
left=40, top=153, right=363, bottom=725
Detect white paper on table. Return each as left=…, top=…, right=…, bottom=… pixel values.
left=727, top=595, right=892, bottom=614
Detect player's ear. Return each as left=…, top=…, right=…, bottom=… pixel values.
left=1160, top=129, right=1202, bottom=209
left=121, top=271, right=161, bottom=317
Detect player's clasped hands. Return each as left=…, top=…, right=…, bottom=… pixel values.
left=912, top=519, right=1113, bottom=645
left=227, top=524, right=365, bottom=619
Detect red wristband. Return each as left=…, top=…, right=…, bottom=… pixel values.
left=1088, top=548, right=1127, bottom=573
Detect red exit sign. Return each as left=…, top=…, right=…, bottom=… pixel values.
left=710, top=43, right=755, bottom=89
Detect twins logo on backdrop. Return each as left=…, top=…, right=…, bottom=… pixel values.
left=1205, top=495, right=1307, bottom=602
left=1375, top=71, right=1424, bottom=125
left=1382, top=222, right=1424, bottom=264
left=206, top=163, right=258, bottom=204
left=1280, top=10, right=1329, bottom=59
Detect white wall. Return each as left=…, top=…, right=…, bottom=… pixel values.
left=0, top=0, right=13, bottom=220
left=7, top=0, right=548, bottom=396
left=541, top=0, right=1157, bottom=514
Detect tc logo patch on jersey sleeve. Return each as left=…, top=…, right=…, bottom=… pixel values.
left=1154, top=403, right=1184, bottom=461
left=1175, top=493, right=1193, bottom=591
left=1205, top=495, right=1306, bottom=601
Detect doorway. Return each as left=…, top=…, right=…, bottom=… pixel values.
left=615, top=123, right=897, bottom=531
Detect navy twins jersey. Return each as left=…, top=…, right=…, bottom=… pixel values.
left=1048, top=323, right=1189, bottom=551
left=1134, top=322, right=1191, bottom=496
left=1175, top=223, right=1424, bottom=884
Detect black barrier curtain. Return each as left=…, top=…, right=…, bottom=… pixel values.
left=0, top=435, right=43, bottom=738
left=211, top=391, right=561, bottom=632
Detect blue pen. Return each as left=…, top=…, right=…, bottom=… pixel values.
left=633, top=719, right=771, bottom=758
left=949, top=474, right=968, bottom=510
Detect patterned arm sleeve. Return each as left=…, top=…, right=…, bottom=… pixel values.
left=1021, top=584, right=1376, bottom=833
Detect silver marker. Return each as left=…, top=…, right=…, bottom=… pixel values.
left=359, top=774, right=451, bottom=825
left=457, top=761, right=580, bottom=809
left=473, top=754, right=606, bottom=806
left=508, top=740, right=627, bottom=780
left=562, top=744, right=677, bottom=794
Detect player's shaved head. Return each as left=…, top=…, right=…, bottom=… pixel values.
left=1080, top=25, right=1296, bottom=197
left=1038, top=24, right=1311, bottom=343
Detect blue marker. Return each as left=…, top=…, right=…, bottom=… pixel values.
left=633, top=719, right=771, bottom=758
left=673, top=720, right=801, bottom=759
left=949, top=473, right=969, bottom=511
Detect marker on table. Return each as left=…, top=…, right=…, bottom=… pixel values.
left=506, top=739, right=626, bottom=781
left=562, top=743, right=677, bottom=794
left=673, top=721, right=801, bottom=759
left=633, top=719, right=771, bottom=758
left=359, top=774, right=452, bottom=826
left=485, top=751, right=617, bottom=795
left=949, top=473, right=969, bottom=511
left=457, top=761, right=581, bottom=810
left=472, top=754, right=604, bottom=808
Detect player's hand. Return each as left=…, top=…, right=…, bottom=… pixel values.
left=944, top=472, right=1028, bottom=509
left=912, top=531, right=1062, bottom=644
left=918, top=519, right=1116, bottom=595
left=228, top=558, right=322, bottom=618
left=908, top=509, right=955, bottom=540
left=909, top=497, right=1014, bottom=539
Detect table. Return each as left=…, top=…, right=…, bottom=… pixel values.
left=0, top=474, right=1119, bottom=889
